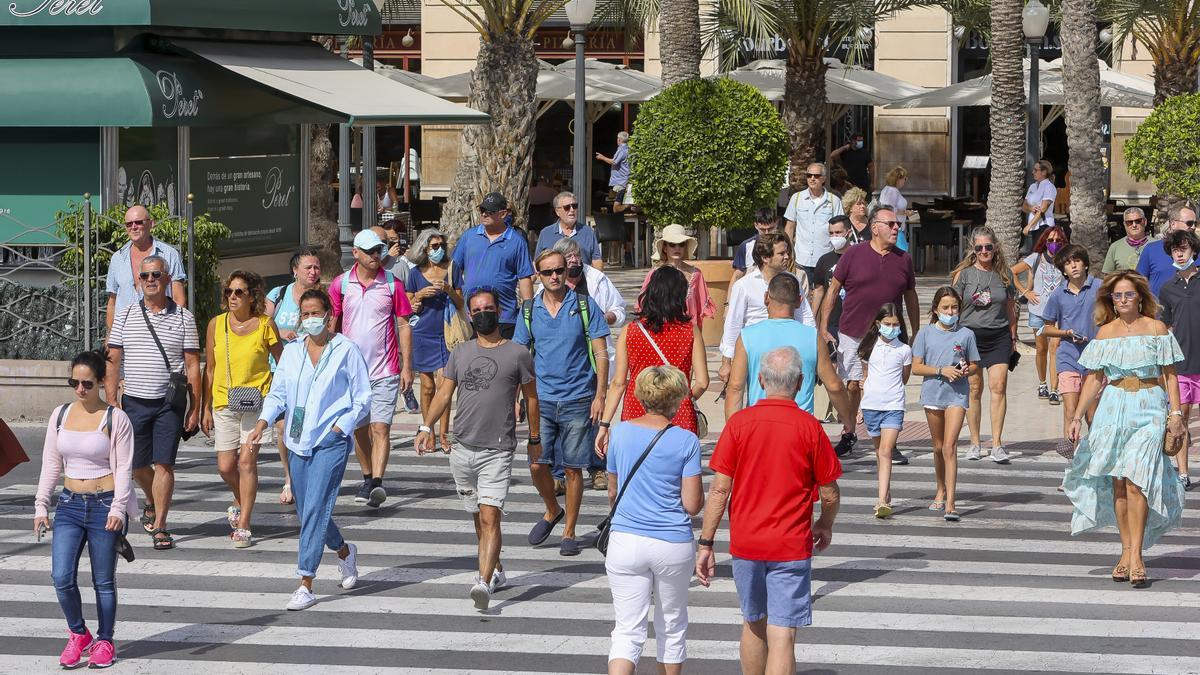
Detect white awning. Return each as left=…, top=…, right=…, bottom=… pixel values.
left=171, top=39, right=489, bottom=126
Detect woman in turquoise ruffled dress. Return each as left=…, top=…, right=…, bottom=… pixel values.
left=1065, top=272, right=1186, bottom=588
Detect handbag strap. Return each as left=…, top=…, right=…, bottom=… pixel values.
left=224, top=315, right=233, bottom=390
left=139, top=301, right=176, bottom=374
left=608, top=424, right=673, bottom=521
left=636, top=321, right=669, bottom=366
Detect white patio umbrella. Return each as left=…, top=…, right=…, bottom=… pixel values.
left=416, top=61, right=631, bottom=117
left=719, top=59, right=929, bottom=108
left=554, top=58, right=662, bottom=103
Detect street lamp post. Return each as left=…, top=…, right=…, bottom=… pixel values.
left=1022, top=0, right=1050, bottom=184
left=566, top=0, right=596, bottom=218
left=339, top=1, right=387, bottom=269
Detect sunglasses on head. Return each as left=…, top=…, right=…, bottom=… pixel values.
left=558, top=203, right=579, bottom=211
left=138, top=270, right=164, bottom=280
left=538, top=266, right=566, bottom=278
left=67, top=378, right=95, bottom=390
left=125, top=219, right=148, bottom=227
left=223, top=287, right=248, bottom=298
left=1111, top=291, right=1139, bottom=302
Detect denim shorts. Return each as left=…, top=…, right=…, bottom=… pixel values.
left=533, top=397, right=596, bottom=470
left=1028, top=312, right=1046, bottom=334
left=861, top=409, right=904, bottom=438
left=731, top=557, right=813, bottom=628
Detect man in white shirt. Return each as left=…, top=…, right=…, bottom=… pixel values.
left=718, top=232, right=814, bottom=383
left=784, top=163, right=844, bottom=287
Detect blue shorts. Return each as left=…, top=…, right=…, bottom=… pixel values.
left=861, top=409, right=904, bottom=438
left=1028, top=312, right=1046, bottom=334
left=533, top=397, right=596, bottom=470
left=731, top=557, right=813, bottom=628
left=122, top=395, right=183, bottom=469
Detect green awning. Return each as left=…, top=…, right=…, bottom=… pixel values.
left=0, top=54, right=345, bottom=127
left=2, top=0, right=381, bottom=35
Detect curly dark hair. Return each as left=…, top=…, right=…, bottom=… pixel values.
left=637, top=266, right=691, bottom=333
left=70, top=349, right=109, bottom=381
left=222, top=270, right=267, bottom=316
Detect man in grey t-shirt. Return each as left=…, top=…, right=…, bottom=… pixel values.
left=415, top=288, right=539, bottom=611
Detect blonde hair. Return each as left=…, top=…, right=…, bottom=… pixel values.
left=951, top=225, right=1014, bottom=287
left=842, top=187, right=868, bottom=212
left=1094, top=271, right=1157, bottom=325
left=534, top=249, right=566, bottom=271
left=885, top=166, right=908, bottom=187
left=633, top=365, right=689, bottom=418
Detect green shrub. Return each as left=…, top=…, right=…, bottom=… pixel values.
left=1125, top=92, right=1200, bottom=201
left=629, top=77, right=789, bottom=229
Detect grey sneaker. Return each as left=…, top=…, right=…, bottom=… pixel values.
left=990, top=445, right=1011, bottom=464
left=966, top=445, right=982, bottom=461
left=470, top=577, right=492, bottom=610
left=354, top=479, right=371, bottom=505
left=368, top=483, right=387, bottom=508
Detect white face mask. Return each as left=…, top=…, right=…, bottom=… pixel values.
left=300, top=316, right=327, bottom=337
left=829, top=236, right=848, bottom=251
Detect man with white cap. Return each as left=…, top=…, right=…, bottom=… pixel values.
left=331, top=229, right=414, bottom=508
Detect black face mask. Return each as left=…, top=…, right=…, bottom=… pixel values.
left=472, top=310, right=500, bottom=336
left=567, top=264, right=584, bottom=279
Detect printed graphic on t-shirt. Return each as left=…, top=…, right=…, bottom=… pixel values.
left=461, top=356, right=499, bottom=391
left=972, top=289, right=992, bottom=307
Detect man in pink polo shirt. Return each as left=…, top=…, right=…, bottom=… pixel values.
left=331, top=230, right=414, bottom=507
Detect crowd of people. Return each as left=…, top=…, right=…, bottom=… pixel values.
left=30, top=184, right=1194, bottom=671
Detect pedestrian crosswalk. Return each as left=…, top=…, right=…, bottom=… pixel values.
left=1, top=424, right=1198, bottom=673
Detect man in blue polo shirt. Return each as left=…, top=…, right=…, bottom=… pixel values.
left=1137, top=203, right=1197, bottom=296
left=105, top=205, right=187, bottom=330
left=515, top=249, right=610, bottom=557
left=1041, top=244, right=1101, bottom=430
left=533, top=191, right=603, bottom=269
left=452, top=192, right=535, bottom=338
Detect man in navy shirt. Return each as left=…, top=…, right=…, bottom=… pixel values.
left=533, top=191, right=603, bottom=269
left=452, top=192, right=535, bottom=338
left=1137, top=203, right=1197, bottom=296
left=515, top=250, right=610, bottom=557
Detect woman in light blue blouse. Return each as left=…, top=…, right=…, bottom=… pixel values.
left=1064, top=272, right=1186, bottom=589
left=599, top=365, right=703, bottom=675
left=246, top=288, right=372, bottom=611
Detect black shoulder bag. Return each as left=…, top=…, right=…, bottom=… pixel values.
left=595, top=424, right=673, bottom=556
left=140, top=301, right=190, bottom=415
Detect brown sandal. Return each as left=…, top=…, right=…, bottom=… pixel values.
left=1111, top=563, right=1130, bottom=582
left=1130, top=566, right=1148, bottom=588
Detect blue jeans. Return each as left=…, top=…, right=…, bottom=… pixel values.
left=536, top=397, right=597, bottom=472
left=52, top=489, right=120, bottom=642
left=290, top=432, right=350, bottom=578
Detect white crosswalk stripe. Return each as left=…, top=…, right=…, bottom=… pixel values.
left=1, top=429, right=1198, bottom=673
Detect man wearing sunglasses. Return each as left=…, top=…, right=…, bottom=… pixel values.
left=1102, top=207, right=1151, bottom=275
left=330, top=229, right=415, bottom=508
left=1137, top=203, right=1198, bottom=296
left=784, top=163, right=845, bottom=288
left=533, top=191, right=603, bottom=270
left=451, top=192, right=535, bottom=338
left=105, top=205, right=187, bottom=331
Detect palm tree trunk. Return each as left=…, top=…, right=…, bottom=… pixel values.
left=783, top=49, right=827, bottom=189
left=307, top=123, right=342, bottom=276
left=440, top=32, right=539, bottom=241
left=986, top=0, right=1026, bottom=257
left=658, top=0, right=702, bottom=86
left=1061, top=0, right=1108, bottom=264
left=1153, top=44, right=1200, bottom=105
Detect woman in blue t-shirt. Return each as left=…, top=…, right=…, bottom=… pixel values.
left=601, top=365, right=703, bottom=675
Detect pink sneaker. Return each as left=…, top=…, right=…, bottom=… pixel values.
left=87, top=639, right=114, bottom=669
left=59, top=628, right=93, bottom=668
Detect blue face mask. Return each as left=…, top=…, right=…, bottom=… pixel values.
left=300, top=316, right=327, bottom=337
left=429, top=247, right=446, bottom=264
left=937, top=313, right=958, bottom=327
left=1173, top=256, right=1194, bottom=271
left=879, top=325, right=901, bottom=341
left=854, top=140, right=864, bottom=150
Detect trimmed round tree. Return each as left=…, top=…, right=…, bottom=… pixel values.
left=1125, top=92, right=1200, bottom=204
left=629, top=77, right=788, bottom=235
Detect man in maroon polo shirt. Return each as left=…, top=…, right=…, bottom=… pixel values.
left=817, top=205, right=920, bottom=456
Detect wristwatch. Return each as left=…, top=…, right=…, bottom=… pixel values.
left=697, top=537, right=715, bottom=548
left=1170, top=410, right=1184, bottom=417
left=417, top=425, right=432, bottom=434
left=598, top=420, right=611, bottom=428
left=528, top=436, right=542, bottom=445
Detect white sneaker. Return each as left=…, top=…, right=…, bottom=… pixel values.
left=491, top=567, right=506, bottom=591
left=990, top=445, right=1011, bottom=464
left=470, top=577, right=492, bottom=610
left=338, top=542, right=359, bottom=590
left=966, top=445, right=981, bottom=461
left=286, top=586, right=317, bottom=611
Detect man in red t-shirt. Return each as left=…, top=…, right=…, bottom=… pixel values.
left=696, top=346, right=842, bottom=675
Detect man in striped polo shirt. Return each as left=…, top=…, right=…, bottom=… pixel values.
left=105, top=255, right=201, bottom=551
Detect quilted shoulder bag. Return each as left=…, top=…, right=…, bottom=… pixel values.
left=224, top=315, right=264, bottom=413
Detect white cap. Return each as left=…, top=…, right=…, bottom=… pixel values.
left=353, top=229, right=386, bottom=251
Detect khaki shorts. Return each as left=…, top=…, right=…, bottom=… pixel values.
left=213, top=407, right=273, bottom=452
left=448, top=441, right=514, bottom=513
left=837, top=333, right=865, bottom=382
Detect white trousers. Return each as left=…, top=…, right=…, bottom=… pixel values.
left=604, top=531, right=695, bottom=665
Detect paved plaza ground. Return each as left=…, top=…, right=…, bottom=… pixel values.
left=0, top=273, right=1197, bottom=673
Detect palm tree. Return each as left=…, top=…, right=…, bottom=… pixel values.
left=660, top=0, right=703, bottom=85
left=437, top=0, right=569, bottom=238
left=1104, top=0, right=1200, bottom=104
left=985, top=0, right=1027, bottom=255
left=1060, top=0, right=1108, bottom=262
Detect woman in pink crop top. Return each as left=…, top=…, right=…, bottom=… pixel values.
left=33, top=351, right=135, bottom=669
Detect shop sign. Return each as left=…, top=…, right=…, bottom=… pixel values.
left=191, top=155, right=301, bottom=254
left=155, top=70, right=204, bottom=121
left=337, top=0, right=373, bottom=29
left=534, top=28, right=642, bottom=55
left=7, top=0, right=103, bottom=18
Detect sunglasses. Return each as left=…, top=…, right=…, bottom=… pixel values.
left=558, top=203, right=579, bottom=211
left=358, top=246, right=384, bottom=256
left=138, top=270, right=164, bottom=280
left=479, top=207, right=503, bottom=215
left=125, top=219, right=148, bottom=227
left=538, top=266, right=567, bottom=277
left=874, top=220, right=902, bottom=229
left=224, top=287, right=248, bottom=298
left=805, top=173, right=823, bottom=179
left=67, top=378, right=95, bottom=390
left=1110, top=291, right=1139, bottom=302
left=974, top=244, right=995, bottom=252
left=1124, top=218, right=1145, bottom=225
left=665, top=241, right=687, bottom=248
left=1175, top=220, right=1198, bottom=227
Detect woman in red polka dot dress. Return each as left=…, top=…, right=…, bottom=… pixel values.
left=596, top=267, right=710, bottom=451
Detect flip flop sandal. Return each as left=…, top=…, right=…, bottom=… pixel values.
left=928, top=501, right=945, bottom=512
left=151, top=529, right=175, bottom=551
left=943, top=511, right=961, bottom=522
left=140, top=505, right=156, bottom=533
left=279, top=483, right=294, bottom=505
